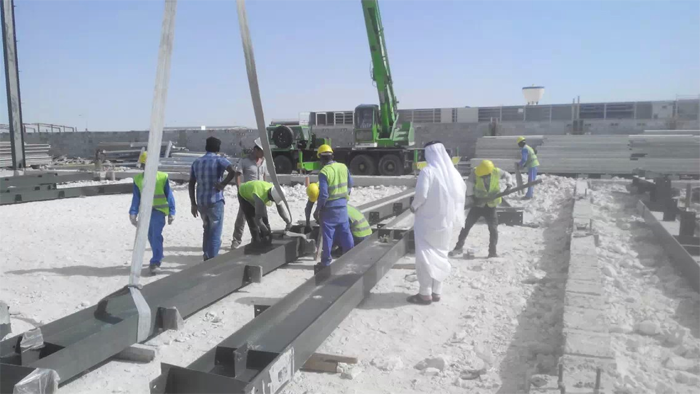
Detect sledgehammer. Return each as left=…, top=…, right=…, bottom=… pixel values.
left=465, top=179, right=543, bottom=209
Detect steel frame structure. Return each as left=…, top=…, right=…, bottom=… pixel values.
left=1, top=172, right=94, bottom=190
left=151, top=208, right=414, bottom=394
left=0, top=189, right=414, bottom=393
left=1, top=0, right=26, bottom=171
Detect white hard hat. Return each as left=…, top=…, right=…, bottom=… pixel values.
left=254, top=137, right=263, bottom=150
left=270, top=186, right=284, bottom=205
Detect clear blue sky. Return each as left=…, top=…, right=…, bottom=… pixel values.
left=2, top=0, right=699, bottom=130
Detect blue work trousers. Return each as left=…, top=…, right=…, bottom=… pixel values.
left=321, top=206, right=354, bottom=266
left=198, top=200, right=225, bottom=260
left=526, top=167, right=538, bottom=198
left=148, top=210, right=166, bottom=267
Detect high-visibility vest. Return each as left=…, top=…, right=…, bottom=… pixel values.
left=134, top=172, right=170, bottom=215
left=320, top=162, right=349, bottom=202
left=239, top=180, right=273, bottom=206
left=524, top=145, right=540, bottom=168
left=347, top=205, right=372, bottom=238
left=474, top=168, right=502, bottom=208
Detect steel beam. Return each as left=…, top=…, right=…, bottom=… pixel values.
left=150, top=210, right=415, bottom=394
left=1, top=0, right=25, bottom=171
left=0, top=240, right=307, bottom=391
left=1, top=172, right=94, bottom=190
left=0, top=182, right=132, bottom=205
left=637, top=199, right=699, bottom=292
left=0, top=190, right=413, bottom=392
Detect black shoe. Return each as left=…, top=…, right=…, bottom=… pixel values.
left=449, top=248, right=464, bottom=257
left=487, top=252, right=498, bottom=258
left=407, top=294, right=432, bottom=305
left=149, top=265, right=161, bottom=276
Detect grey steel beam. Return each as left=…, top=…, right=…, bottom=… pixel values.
left=1, top=0, right=25, bottom=170
left=1, top=172, right=94, bottom=189
left=0, top=190, right=412, bottom=392
left=0, top=239, right=309, bottom=392
left=0, top=182, right=132, bottom=205
left=150, top=210, right=414, bottom=394
left=637, top=199, right=699, bottom=292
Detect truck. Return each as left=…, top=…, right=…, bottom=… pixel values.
left=268, top=0, right=457, bottom=176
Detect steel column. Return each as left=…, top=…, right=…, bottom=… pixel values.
left=151, top=211, right=414, bottom=394
left=1, top=0, right=25, bottom=171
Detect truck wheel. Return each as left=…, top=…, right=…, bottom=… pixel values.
left=378, top=155, right=403, bottom=176
left=349, top=154, right=377, bottom=176
left=271, top=125, right=294, bottom=149
left=274, top=155, right=293, bottom=174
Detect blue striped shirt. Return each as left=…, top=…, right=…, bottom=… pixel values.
left=190, top=152, right=232, bottom=207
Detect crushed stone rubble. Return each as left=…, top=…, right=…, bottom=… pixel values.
left=590, top=182, right=700, bottom=394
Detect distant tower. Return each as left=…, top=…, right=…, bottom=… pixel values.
left=522, top=86, right=545, bottom=105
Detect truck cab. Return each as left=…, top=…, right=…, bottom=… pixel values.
left=354, top=104, right=380, bottom=147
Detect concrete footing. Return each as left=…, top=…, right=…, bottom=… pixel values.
left=559, top=180, right=617, bottom=393
left=114, top=344, right=156, bottom=363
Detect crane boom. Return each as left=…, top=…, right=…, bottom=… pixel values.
left=361, top=0, right=398, bottom=138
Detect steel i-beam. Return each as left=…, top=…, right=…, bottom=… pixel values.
left=0, top=183, right=133, bottom=205
left=0, top=189, right=414, bottom=393
left=150, top=209, right=415, bottom=394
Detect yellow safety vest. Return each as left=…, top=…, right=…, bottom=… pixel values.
left=524, top=145, right=540, bottom=168
left=474, top=168, right=502, bottom=208
left=320, top=162, right=349, bottom=202
left=347, top=205, right=372, bottom=238
left=134, top=172, right=170, bottom=215
left=239, top=180, right=273, bottom=206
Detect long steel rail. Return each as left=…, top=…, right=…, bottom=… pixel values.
left=0, top=188, right=414, bottom=393
left=150, top=208, right=415, bottom=394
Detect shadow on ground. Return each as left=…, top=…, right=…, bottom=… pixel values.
left=357, top=291, right=411, bottom=310
left=7, top=265, right=179, bottom=278
left=496, top=198, right=572, bottom=393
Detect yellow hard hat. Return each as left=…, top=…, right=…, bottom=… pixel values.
left=317, top=144, right=333, bottom=158
left=138, top=151, right=148, bottom=164
left=475, top=160, right=495, bottom=177
left=517, top=136, right=526, bottom=144
left=307, top=182, right=320, bottom=202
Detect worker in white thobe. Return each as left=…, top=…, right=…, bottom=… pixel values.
left=408, top=141, right=466, bottom=305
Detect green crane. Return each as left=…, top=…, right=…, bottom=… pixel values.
left=355, top=0, right=414, bottom=148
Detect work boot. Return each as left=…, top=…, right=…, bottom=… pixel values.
left=149, top=264, right=161, bottom=276
left=231, top=239, right=242, bottom=249
left=449, top=248, right=464, bottom=257
left=487, top=250, right=498, bottom=258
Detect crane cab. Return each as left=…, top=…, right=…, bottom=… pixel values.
left=353, top=104, right=380, bottom=147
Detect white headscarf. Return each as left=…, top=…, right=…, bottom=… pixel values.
left=424, top=142, right=467, bottom=229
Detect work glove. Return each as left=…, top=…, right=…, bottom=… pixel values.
left=304, top=224, right=312, bottom=234
left=285, top=221, right=293, bottom=232
left=191, top=204, right=199, bottom=218
left=168, top=215, right=175, bottom=225
left=313, top=209, right=320, bottom=222
left=410, top=205, right=417, bottom=214
left=129, top=215, right=138, bottom=227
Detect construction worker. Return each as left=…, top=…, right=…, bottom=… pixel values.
left=315, top=144, right=354, bottom=267
left=129, top=151, right=176, bottom=275
left=305, top=182, right=372, bottom=249
left=517, top=136, right=539, bottom=199
left=231, top=138, right=268, bottom=249
left=450, top=159, right=513, bottom=259
left=238, top=180, right=292, bottom=245
left=189, top=137, right=237, bottom=261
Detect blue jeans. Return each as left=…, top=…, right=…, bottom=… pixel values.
left=526, top=167, right=538, bottom=198
left=321, top=206, right=354, bottom=266
left=148, top=210, right=166, bottom=267
left=198, top=200, right=225, bottom=260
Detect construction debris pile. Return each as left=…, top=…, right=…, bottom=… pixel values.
left=472, top=134, right=700, bottom=177
left=0, top=142, right=51, bottom=168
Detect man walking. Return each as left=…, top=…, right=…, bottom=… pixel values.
left=315, top=144, right=354, bottom=268
left=129, top=151, right=176, bottom=275
left=517, top=136, right=539, bottom=199
left=231, top=138, right=268, bottom=249
left=450, top=159, right=513, bottom=259
left=189, top=137, right=237, bottom=260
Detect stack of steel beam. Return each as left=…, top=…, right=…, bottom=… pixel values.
left=0, top=142, right=52, bottom=168
left=97, top=141, right=175, bottom=165
left=473, top=136, right=545, bottom=161
left=158, top=152, right=240, bottom=173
